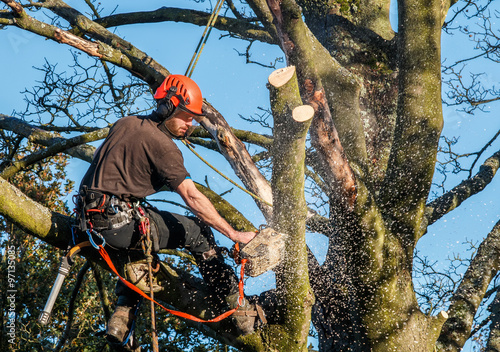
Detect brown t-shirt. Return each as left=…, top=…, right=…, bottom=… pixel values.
left=80, top=114, right=190, bottom=200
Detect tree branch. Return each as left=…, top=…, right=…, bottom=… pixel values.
left=425, top=149, right=500, bottom=229
left=94, top=7, right=275, bottom=45
left=487, top=288, right=500, bottom=351
left=437, top=219, right=500, bottom=351
left=0, top=128, right=109, bottom=179
left=379, top=0, right=443, bottom=241
left=2, top=0, right=168, bottom=88
left=201, top=102, right=274, bottom=222
left=0, top=114, right=103, bottom=162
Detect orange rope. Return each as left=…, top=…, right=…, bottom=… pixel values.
left=97, top=244, right=247, bottom=323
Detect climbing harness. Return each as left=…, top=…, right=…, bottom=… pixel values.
left=185, top=0, right=226, bottom=78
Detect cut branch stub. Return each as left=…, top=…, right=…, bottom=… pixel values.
left=292, top=105, right=314, bottom=123
left=268, top=66, right=296, bottom=88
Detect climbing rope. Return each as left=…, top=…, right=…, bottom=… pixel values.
left=181, top=0, right=273, bottom=208
left=182, top=139, right=273, bottom=207
left=185, top=0, right=226, bottom=78
left=137, top=211, right=159, bottom=352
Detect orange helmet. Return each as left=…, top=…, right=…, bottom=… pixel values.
left=154, top=75, right=203, bottom=116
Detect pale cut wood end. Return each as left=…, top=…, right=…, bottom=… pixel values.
left=439, top=311, right=449, bottom=320
left=268, top=66, right=296, bottom=88
left=292, top=105, right=314, bottom=122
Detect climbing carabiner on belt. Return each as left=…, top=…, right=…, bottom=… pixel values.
left=87, top=229, right=106, bottom=249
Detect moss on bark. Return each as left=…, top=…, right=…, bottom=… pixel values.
left=269, top=66, right=314, bottom=351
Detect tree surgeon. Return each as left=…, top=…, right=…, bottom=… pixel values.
left=76, top=75, right=266, bottom=350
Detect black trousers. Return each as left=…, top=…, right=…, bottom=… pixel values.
left=100, top=207, right=214, bottom=259
left=100, top=207, right=238, bottom=306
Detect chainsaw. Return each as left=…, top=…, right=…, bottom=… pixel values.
left=232, top=226, right=286, bottom=277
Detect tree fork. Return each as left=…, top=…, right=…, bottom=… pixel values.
left=264, top=0, right=359, bottom=210
left=269, top=66, right=314, bottom=351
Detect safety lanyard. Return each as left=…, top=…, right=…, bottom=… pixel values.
left=96, top=243, right=247, bottom=323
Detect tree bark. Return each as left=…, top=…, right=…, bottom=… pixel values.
left=269, top=66, right=314, bottom=351
left=487, top=290, right=500, bottom=352
left=437, top=219, right=500, bottom=351
left=379, top=0, right=444, bottom=242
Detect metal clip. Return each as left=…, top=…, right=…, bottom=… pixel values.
left=87, top=229, right=106, bottom=249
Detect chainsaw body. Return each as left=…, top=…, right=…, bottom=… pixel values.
left=239, top=227, right=286, bottom=277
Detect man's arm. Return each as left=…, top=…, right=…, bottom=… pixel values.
left=175, top=178, right=256, bottom=244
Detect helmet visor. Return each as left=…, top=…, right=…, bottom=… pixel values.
left=177, top=103, right=205, bottom=123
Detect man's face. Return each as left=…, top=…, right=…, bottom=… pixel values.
left=163, top=108, right=194, bottom=137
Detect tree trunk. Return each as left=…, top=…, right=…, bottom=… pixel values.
left=268, top=66, right=314, bottom=351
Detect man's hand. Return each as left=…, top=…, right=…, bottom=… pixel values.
left=233, top=231, right=257, bottom=244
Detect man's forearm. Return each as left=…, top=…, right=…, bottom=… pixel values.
left=185, top=191, right=237, bottom=240
left=176, top=179, right=237, bottom=240
left=176, top=179, right=257, bottom=244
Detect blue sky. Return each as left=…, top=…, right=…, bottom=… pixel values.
left=1, top=1, right=499, bottom=350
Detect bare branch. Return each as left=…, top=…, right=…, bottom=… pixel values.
left=425, top=149, right=500, bottom=228
left=0, top=114, right=106, bottom=163
left=94, top=7, right=275, bottom=44
left=0, top=127, right=109, bottom=179
left=437, top=219, right=500, bottom=351
left=3, top=0, right=168, bottom=87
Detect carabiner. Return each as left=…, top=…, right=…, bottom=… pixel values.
left=87, top=229, right=106, bottom=249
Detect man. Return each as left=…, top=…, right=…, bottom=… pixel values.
left=78, top=75, right=264, bottom=349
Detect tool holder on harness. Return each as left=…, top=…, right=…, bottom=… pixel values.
left=38, top=241, right=92, bottom=325
left=75, top=187, right=138, bottom=232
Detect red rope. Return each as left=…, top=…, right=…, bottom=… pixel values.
left=97, top=244, right=247, bottom=323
